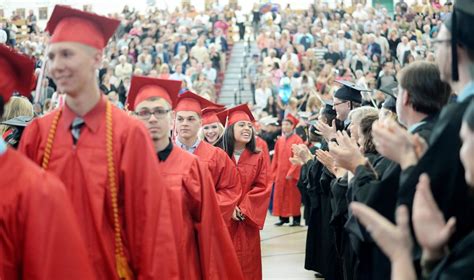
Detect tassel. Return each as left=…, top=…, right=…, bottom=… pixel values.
left=116, top=254, right=134, bottom=280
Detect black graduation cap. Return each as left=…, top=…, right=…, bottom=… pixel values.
left=379, top=81, right=398, bottom=113
left=334, top=80, right=369, bottom=104
left=443, top=0, right=474, bottom=81
left=322, top=101, right=337, bottom=117
left=1, top=115, right=33, bottom=127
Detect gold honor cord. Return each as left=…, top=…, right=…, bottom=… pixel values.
left=42, top=101, right=133, bottom=280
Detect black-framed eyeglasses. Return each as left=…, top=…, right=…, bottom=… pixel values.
left=333, top=100, right=349, bottom=107
left=135, top=108, right=171, bottom=120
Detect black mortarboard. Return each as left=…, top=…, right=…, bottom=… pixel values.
left=334, top=80, right=368, bottom=104
left=379, top=81, right=398, bottom=113
left=1, top=115, right=33, bottom=127
left=322, top=101, right=337, bottom=117
left=443, top=0, right=474, bottom=81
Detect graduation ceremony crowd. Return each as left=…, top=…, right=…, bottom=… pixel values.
left=1, top=0, right=474, bottom=279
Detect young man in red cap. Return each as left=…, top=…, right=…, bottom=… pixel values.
left=0, top=44, right=95, bottom=279
left=126, top=75, right=244, bottom=280
left=271, top=113, right=304, bottom=226
left=19, top=6, right=178, bottom=279
left=174, top=91, right=241, bottom=225
left=217, top=104, right=272, bottom=280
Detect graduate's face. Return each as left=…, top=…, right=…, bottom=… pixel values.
left=202, top=122, right=222, bottom=144
left=282, top=120, right=294, bottom=134
left=333, top=97, right=351, bottom=121
left=176, top=111, right=202, bottom=140
left=434, top=26, right=452, bottom=83
left=47, top=42, right=101, bottom=96
left=460, top=123, right=474, bottom=188
left=135, top=98, right=172, bottom=142
left=233, top=121, right=253, bottom=145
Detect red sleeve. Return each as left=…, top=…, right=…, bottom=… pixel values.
left=18, top=118, right=41, bottom=162
left=119, top=123, right=179, bottom=279
left=184, top=160, right=244, bottom=280
left=21, top=173, right=95, bottom=279
left=271, top=138, right=280, bottom=182
left=213, top=149, right=242, bottom=224
left=239, top=153, right=271, bottom=230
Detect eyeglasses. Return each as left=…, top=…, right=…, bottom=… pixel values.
left=135, top=108, right=171, bottom=120
left=333, top=100, right=349, bottom=107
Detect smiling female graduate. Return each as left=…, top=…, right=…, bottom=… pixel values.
left=127, top=75, right=244, bottom=280
left=0, top=44, right=95, bottom=279
left=217, top=104, right=272, bottom=280
left=18, top=5, right=178, bottom=279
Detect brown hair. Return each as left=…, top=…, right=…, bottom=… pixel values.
left=398, top=61, right=451, bottom=115
left=359, top=114, right=379, bottom=154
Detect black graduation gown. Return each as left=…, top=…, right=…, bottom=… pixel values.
left=429, top=231, right=474, bottom=280
left=399, top=96, right=474, bottom=250
left=344, top=117, right=437, bottom=279
left=304, top=142, right=341, bottom=280
left=297, top=145, right=319, bottom=224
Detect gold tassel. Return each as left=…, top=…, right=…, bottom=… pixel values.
left=116, top=254, right=133, bottom=280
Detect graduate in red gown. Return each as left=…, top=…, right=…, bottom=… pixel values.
left=201, top=105, right=226, bottom=148
left=217, top=104, right=272, bottom=280
left=271, top=113, right=304, bottom=226
left=126, top=75, right=244, bottom=280
left=0, top=44, right=95, bottom=279
left=18, top=6, right=178, bottom=279
left=174, top=91, right=241, bottom=224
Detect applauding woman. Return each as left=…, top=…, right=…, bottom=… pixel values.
left=217, top=104, right=272, bottom=280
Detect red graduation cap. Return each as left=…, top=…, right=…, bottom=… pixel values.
left=46, top=5, right=120, bottom=50
left=175, top=91, right=216, bottom=115
left=217, top=104, right=255, bottom=127
left=202, top=105, right=225, bottom=125
left=0, top=44, right=35, bottom=103
left=126, top=75, right=182, bottom=111
left=284, top=113, right=299, bottom=128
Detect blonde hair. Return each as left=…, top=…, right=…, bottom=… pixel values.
left=0, top=96, right=34, bottom=135
left=199, top=122, right=225, bottom=145
left=348, top=106, right=379, bottom=125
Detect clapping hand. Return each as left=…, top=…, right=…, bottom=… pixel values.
left=413, top=174, right=456, bottom=261
left=372, top=119, right=418, bottom=169
left=328, top=131, right=367, bottom=173
left=315, top=119, right=337, bottom=142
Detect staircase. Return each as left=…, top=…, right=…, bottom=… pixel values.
left=218, top=40, right=259, bottom=106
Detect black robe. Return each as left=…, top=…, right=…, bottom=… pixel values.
left=304, top=142, right=341, bottom=280
left=399, top=96, right=474, bottom=252
left=344, top=117, right=437, bottom=279
left=429, top=231, right=474, bottom=279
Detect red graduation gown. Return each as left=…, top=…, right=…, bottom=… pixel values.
left=158, top=145, right=244, bottom=280
left=0, top=148, right=95, bottom=279
left=194, top=141, right=241, bottom=224
left=256, top=136, right=271, bottom=186
left=19, top=96, right=178, bottom=279
left=229, top=149, right=271, bottom=280
left=271, top=133, right=303, bottom=217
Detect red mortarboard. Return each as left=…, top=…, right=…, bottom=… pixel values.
left=127, top=75, right=182, bottom=111
left=217, top=104, right=255, bottom=127
left=175, top=91, right=216, bottom=114
left=46, top=5, right=120, bottom=49
left=0, top=45, right=35, bottom=103
left=284, top=113, right=299, bottom=128
left=202, top=105, right=225, bottom=125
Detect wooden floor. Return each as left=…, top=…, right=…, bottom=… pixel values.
left=261, top=212, right=319, bottom=280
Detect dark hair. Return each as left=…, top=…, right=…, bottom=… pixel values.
left=398, top=61, right=451, bottom=115
left=359, top=114, right=379, bottom=154
left=222, top=123, right=259, bottom=158
left=0, top=96, right=4, bottom=117
left=464, top=100, right=474, bottom=131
